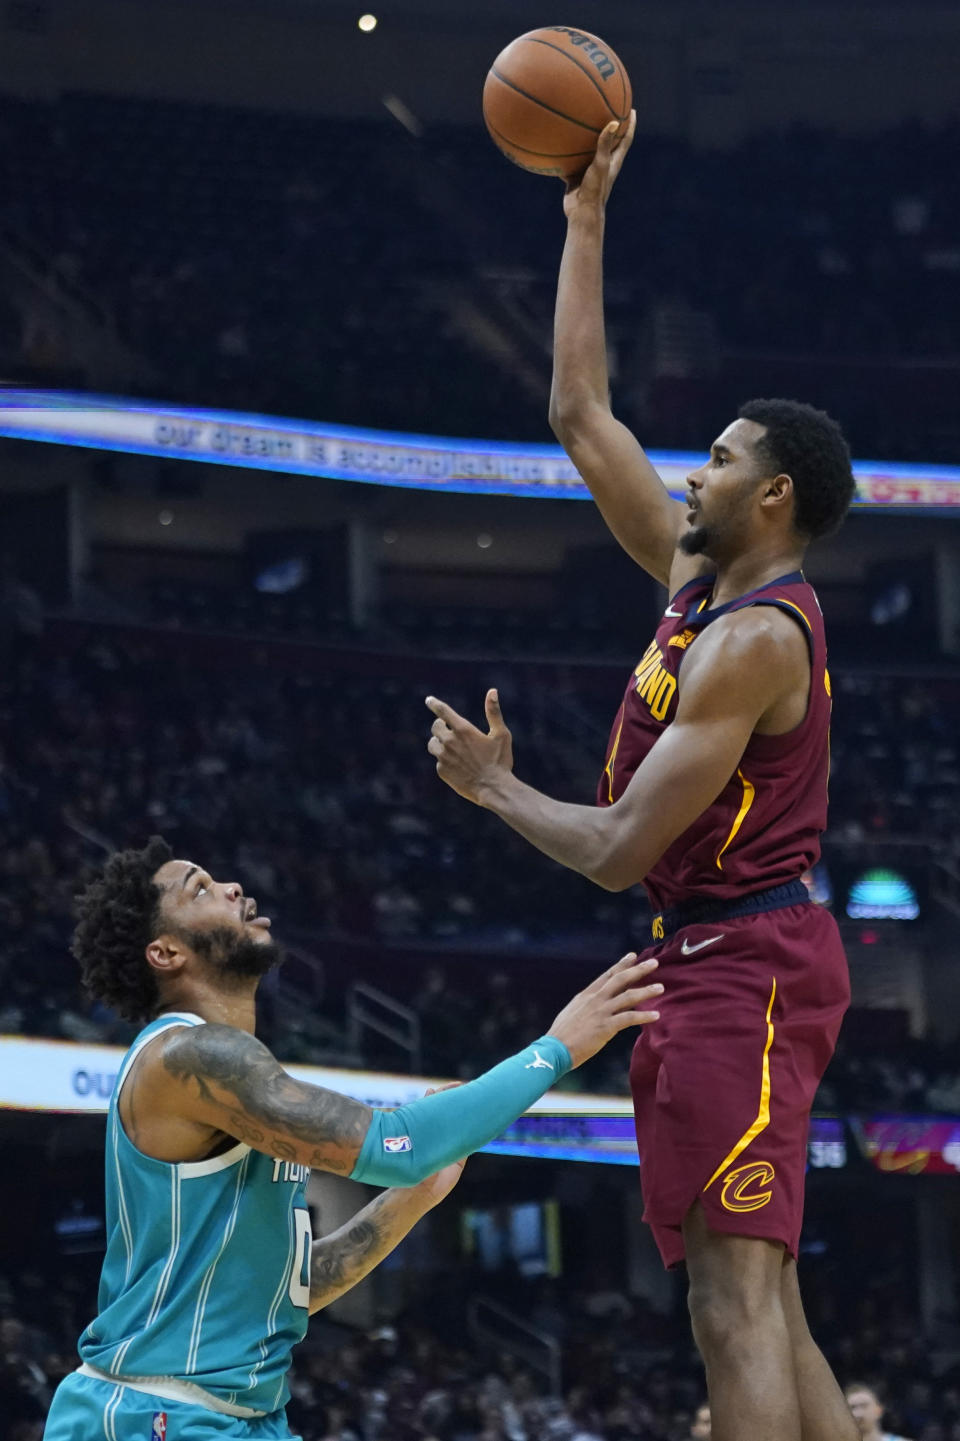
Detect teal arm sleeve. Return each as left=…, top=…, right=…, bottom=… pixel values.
left=349, top=1035, right=572, bottom=1187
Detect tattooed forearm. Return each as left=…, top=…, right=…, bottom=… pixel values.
left=309, top=1218, right=380, bottom=1308
left=160, top=1024, right=372, bottom=1170
left=308, top=1189, right=434, bottom=1314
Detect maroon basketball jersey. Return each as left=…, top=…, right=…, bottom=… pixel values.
left=597, top=570, right=831, bottom=913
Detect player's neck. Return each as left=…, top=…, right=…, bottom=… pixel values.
left=708, top=546, right=806, bottom=609
left=156, top=978, right=259, bottom=1034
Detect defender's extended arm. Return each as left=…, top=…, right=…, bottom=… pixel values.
left=155, top=955, right=661, bottom=1179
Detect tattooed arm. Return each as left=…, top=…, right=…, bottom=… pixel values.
left=147, top=955, right=660, bottom=1174
left=155, top=1024, right=373, bottom=1173
left=308, top=1161, right=465, bottom=1313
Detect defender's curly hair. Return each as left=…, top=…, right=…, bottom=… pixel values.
left=739, top=398, right=856, bottom=541
left=72, top=835, right=174, bottom=1022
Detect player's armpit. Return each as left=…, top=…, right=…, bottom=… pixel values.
left=598, top=611, right=804, bottom=890
left=158, top=1024, right=372, bottom=1173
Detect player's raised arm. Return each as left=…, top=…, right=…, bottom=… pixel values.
left=549, top=114, right=696, bottom=591
left=152, top=953, right=661, bottom=1183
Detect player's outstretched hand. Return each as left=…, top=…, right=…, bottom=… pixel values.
left=563, top=109, right=636, bottom=219
left=412, top=1158, right=467, bottom=1207
left=426, top=689, right=513, bottom=805
left=547, top=952, right=662, bottom=1068
left=416, top=1082, right=467, bottom=1205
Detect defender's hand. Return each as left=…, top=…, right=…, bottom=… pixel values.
left=426, top=689, right=514, bottom=805
left=563, top=110, right=636, bottom=218
left=416, top=1083, right=466, bottom=1206
left=547, top=952, right=662, bottom=1068
left=414, top=1158, right=466, bottom=1207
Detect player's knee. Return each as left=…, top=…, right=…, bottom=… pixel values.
left=687, top=1280, right=728, bottom=1353
left=687, top=1276, right=781, bottom=1357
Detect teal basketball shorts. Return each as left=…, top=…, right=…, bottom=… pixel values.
left=44, top=1370, right=302, bottom=1441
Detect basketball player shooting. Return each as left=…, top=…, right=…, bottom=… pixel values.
left=426, top=115, right=858, bottom=1441
left=44, top=836, right=661, bottom=1439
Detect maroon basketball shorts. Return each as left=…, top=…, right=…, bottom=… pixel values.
left=629, top=901, right=849, bottom=1268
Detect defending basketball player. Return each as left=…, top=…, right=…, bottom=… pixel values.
left=425, top=116, right=858, bottom=1441
left=43, top=837, right=662, bottom=1440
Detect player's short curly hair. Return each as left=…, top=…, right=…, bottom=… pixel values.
left=72, top=835, right=174, bottom=1022
left=739, top=398, right=856, bottom=541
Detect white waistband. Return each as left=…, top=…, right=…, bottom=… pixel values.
left=76, top=1363, right=268, bottom=1419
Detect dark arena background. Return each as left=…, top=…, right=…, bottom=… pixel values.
left=2, top=1, right=960, bottom=1438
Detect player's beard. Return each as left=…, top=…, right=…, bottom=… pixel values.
left=679, top=523, right=712, bottom=556
left=187, top=925, right=284, bottom=981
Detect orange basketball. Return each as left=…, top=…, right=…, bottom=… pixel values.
left=482, top=26, right=632, bottom=179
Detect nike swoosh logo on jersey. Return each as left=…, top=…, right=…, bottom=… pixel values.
left=680, top=934, right=725, bottom=955
left=664, top=605, right=684, bottom=618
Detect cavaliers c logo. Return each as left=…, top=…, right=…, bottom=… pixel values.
left=720, top=1161, right=776, bottom=1213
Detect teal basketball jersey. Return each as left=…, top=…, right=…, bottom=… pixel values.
left=78, top=1013, right=311, bottom=1416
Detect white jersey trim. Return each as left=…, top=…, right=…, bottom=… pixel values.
left=178, top=1140, right=251, bottom=1178
left=114, top=1014, right=205, bottom=1101
left=112, top=1111, right=135, bottom=1287
left=76, top=1363, right=268, bottom=1419
left=102, top=1380, right=123, bottom=1441
left=186, top=1150, right=251, bottom=1375
left=115, top=1016, right=252, bottom=1175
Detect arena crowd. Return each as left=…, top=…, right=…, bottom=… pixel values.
left=0, top=1249, right=951, bottom=1441
left=0, top=96, right=958, bottom=457
left=0, top=616, right=957, bottom=1109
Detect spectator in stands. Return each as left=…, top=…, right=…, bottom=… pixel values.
left=846, top=1382, right=913, bottom=1441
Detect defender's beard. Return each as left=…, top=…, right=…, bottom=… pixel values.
left=188, top=925, right=284, bottom=980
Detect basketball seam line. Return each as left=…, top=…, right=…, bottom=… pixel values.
left=485, top=117, right=596, bottom=160
left=489, top=65, right=604, bottom=135
left=490, top=148, right=590, bottom=175
left=488, top=146, right=592, bottom=173
left=521, top=36, right=624, bottom=122
left=612, top=52, right=631, bottom=119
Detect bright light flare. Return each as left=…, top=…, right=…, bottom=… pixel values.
left=358, top=13, right=377, bottom=32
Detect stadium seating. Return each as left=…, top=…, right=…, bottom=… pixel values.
left=1, top=95, right=959, bottom=455
left=2, top=617, right=958, bottom=1108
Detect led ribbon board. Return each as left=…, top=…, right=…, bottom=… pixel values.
left=854, top=1117, right=960, bottom=1175
left=1, top=1036, right=849, bottom=1167
left=0, top=1034, right=635, bottom=1120
left=2, top=388, right=960, bottom=507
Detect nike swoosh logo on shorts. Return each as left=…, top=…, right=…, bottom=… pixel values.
left=680, top=934, right=725, bottom=955
left=665, top=605, right=683, bottom=617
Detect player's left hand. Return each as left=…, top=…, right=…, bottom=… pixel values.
left=425, top=689, right=514, bottom=805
